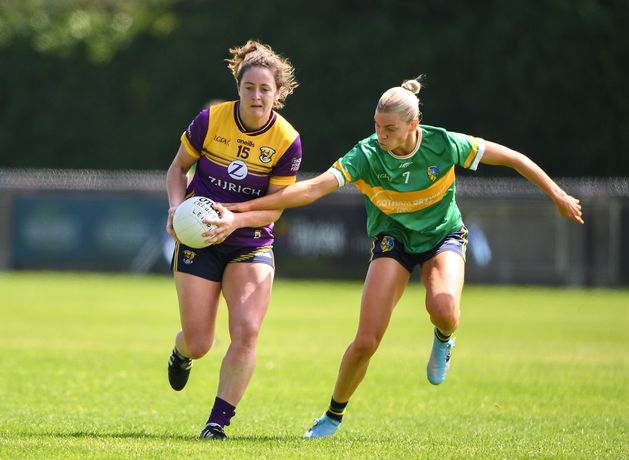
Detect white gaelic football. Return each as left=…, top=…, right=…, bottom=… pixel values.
left=172, top=196, right=220, bottom=248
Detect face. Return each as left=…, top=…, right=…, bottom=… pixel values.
left=374, top=110, right=418, bottom=153
left=238, top=66, right=279, bottom=122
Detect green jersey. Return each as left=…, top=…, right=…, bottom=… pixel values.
left=328, top=125, right=484, bottom=254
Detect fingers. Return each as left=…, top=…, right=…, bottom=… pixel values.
left=202, top=216, right=222, bottom=226
left=166, top=206, right=178, bottom=238
left=210, top=201, right=226, bottom=216
left=201, top=228, right=226, bottom=245
left=201, top=220, right=228, bottom=245
left=561, top=197, right=584, bottom=224
left=571, top=197, right=584, bottom=224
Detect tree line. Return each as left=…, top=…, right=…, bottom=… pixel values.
left=1, top=0, right=627, bottom=176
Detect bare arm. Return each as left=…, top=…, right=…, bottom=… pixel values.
left=202, top=185, right=286, bottom=245
left=480, top=141, right=584, bottom=224
left=165, top=144, right=197, bottom=238
left=225, top=171, right=341, bottom=213
left=166, top=142, right=289, bottom=244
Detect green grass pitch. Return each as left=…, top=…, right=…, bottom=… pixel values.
left=0, top=272, right=627, bottom=459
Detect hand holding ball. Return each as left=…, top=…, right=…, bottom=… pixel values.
left=172, top=197, right=220, bottom=248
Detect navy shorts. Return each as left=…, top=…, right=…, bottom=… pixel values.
left=370, top=227, right=468, bottom=273
left=171, top=242, right=275, bottom=282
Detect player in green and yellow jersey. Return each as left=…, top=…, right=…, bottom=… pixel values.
left=225, top=76, right=584, bottom=439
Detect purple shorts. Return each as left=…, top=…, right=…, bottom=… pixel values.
left=172, top=242, right=275, bottom=282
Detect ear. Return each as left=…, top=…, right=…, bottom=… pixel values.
left=410, top=117, right=419, bottom=130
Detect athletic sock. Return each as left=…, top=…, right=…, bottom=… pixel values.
left=207, top=397, right=236, bottom=428
left=173, top=347, right=191, bottom=362
left=325, top=397, right=348, bottom=422
left=434, top=327, right=452, bottom=343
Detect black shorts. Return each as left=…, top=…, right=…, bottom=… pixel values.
left=370, top=227, right=468, bottom=273
left=171, top=242, right=275, bottom=282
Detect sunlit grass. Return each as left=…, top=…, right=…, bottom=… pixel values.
left=0, top=272, right=627, bottom=458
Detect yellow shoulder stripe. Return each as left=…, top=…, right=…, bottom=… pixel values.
left=463, top=138, right=479, bottom=169
left=332, top=161, right=352, bottom=184
left=269, top=176, right=297, bottom=186
left=180, top=133, right=201, bottom=159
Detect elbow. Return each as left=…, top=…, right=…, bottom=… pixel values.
left=167, top=162, right=189, bottom=183
left=166, top=163, right=180, bottom=179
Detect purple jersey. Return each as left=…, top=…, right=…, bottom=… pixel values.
left=180, top=101, right=302, bottom=247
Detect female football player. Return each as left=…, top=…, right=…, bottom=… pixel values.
left=224, top=76, right=584, bottom=438
left=165, top=40, right=301, bottom=440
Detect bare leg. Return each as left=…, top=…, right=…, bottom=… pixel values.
left=332, top=258, right=410, bottom=402
left=421, top=250, right=465, bottom=385
left=217, top=262, right=274, bottom=406
left=420, top=251, right=465, bottom=335
left=173, top=271, right=221, bottom=358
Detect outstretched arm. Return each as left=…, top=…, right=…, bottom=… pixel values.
left=225, top=171, right=340, bottom=213
left=480, top=141, right=584, bottom=224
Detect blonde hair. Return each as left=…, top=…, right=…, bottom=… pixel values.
left=226, top=40, right=298, bottom=109
left=376, top=76, right=424, bottom=121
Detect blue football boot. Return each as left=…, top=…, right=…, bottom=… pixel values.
left=427, top=331, right=455, bottom=385
left=303, top=414, right=340, bottom=439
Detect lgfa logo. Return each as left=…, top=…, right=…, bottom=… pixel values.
left=213, top=135, right=230, bottom=146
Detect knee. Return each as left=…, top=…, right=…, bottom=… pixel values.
left=427, top=293, right=460, bottom=333
left=231, top=322, right=261, bottom=353
left=185, top=337, right=214, bottom=359
left=349, top=335, right=381, bottom=361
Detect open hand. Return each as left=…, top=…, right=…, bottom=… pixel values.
left=201, top=202, right=238, bottom=245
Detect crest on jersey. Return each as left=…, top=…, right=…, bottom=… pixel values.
left=259, top=146, right=277, bottom=163
left=183, top=250, right=196, bottom=265
left=380, top=236, right=395, bottom=253
left=427, top=166, right=439, bottom=182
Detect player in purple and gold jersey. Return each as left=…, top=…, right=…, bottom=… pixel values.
left=227, top=76, right=584, bottom=439
left=165, top=40, right=301, bottom=440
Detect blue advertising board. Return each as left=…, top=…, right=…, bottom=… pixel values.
left=10, top=193, right=170, bottom=272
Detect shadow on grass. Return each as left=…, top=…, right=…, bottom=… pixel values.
left=16, top=431, right=301, bottom=443
left=16, top=431, right=193, bottom=441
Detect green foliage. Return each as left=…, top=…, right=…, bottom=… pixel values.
left=0, top=272, right=627, bottom=458
left=0, top=0, right=176, bottom=62
left=0, top=1, right=628, bottom=175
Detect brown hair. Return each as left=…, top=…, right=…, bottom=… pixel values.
left=226, top=40, right=298, bottom=109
